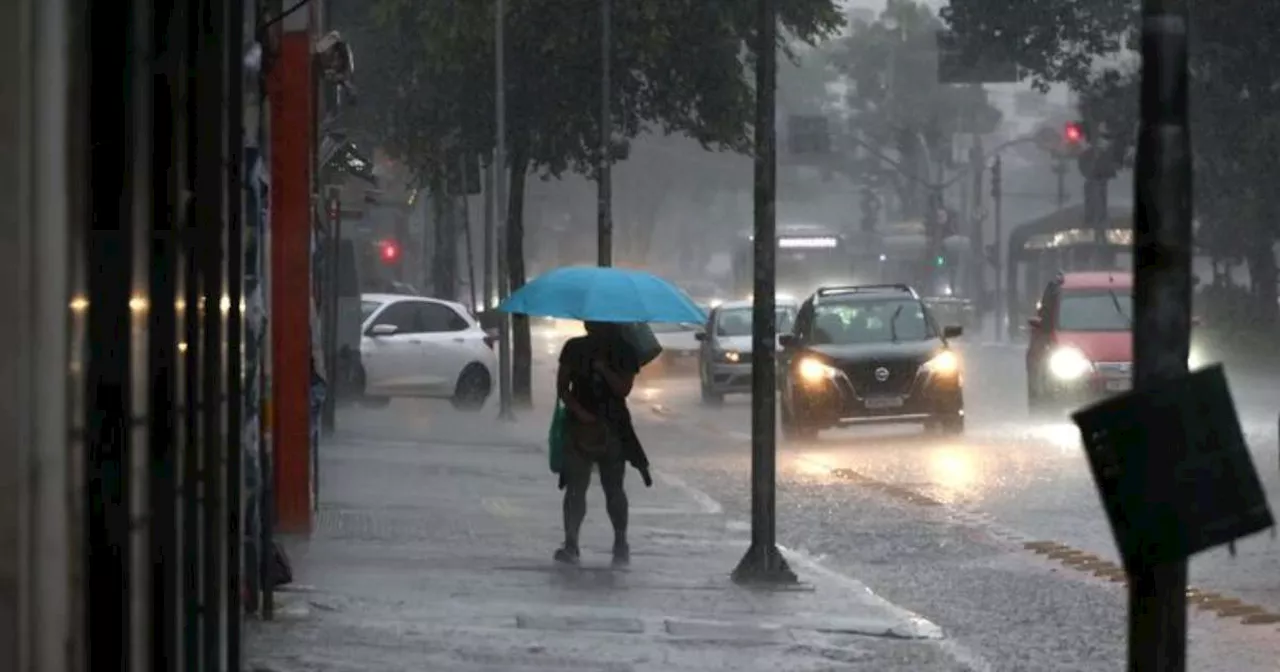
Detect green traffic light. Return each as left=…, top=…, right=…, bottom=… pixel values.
left=935, top=256, right=945, bottom=266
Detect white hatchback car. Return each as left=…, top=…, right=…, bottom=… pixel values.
left=358, top=293, right=497, bottom=411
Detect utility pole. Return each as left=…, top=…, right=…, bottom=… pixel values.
left=483, top=158, right=495, bottom=310
left=458, top=154, right=478, bottom=313
left=1053, top=158, right=1068, bottom=209
left=495, top=0, right=514, bottom=421
left=1130, top=0, right=1192, bottom=668
left=991, top=155, right=1004, bottom=341
left=597, top=0, right=613, bottom=267
left=732, top=0, right=795, bottom=585
left=321, top=188, right=341, bottom=435
left=968, top=140, right=986, bottom=312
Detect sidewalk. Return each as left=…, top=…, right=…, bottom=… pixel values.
left=245, top=401, right=965, bottom=671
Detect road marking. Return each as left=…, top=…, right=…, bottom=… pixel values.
left=653, top=470, right=722, bottom=515
left=481, top=497, right=526, bottom=519
left=1020, top=540, right=1280, bottom=627
left=798, top=458, right=1280, bottom=630
left=779, top=545, right=997, bottom=670
left=777, top=545, right=944, bottom=640
left=654, top=470, right=991, bottom=669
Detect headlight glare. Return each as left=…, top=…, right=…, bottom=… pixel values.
left=1048, top=347, right=1092, bottom=380
left=798, top=357, right=837, bottom=383
left=722, top=350, right=740, bottom=363
left=923, top=350, right=959, bottom=375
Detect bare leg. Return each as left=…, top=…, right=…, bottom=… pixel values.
left=599, top=458, right=629, bottom=565
left=557, top=448, right=590, bottom=563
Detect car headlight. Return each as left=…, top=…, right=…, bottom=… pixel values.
left=798, top=357, right=838, bottom=383
left=1188, top=346, right=1206, bottom=370
left=1048, top=347, right=1093, bottom=380
left=923, top=350, right=960, bottom=376
left=721, top=350, right=741, bottom=363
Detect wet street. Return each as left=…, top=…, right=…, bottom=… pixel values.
left=249, top=332, right=1280, bottom=671
left=557, top=335, right=1280, bottom=669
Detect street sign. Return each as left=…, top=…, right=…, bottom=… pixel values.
left=1072, top=365, right=1272, bottom=574
left=936, top=29, right=1019, bottom=85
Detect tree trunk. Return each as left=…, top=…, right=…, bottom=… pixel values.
left=431, top=179, right=457, bottom=299
left=1246, top=240, right=1279, bottom=327
left=507, top=145, right=533, bottom=408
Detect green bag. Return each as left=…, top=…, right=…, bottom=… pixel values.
left=548, top=399, right=568, bottom=474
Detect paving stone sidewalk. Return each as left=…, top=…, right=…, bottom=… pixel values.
left=245, top=401, right=972, bottom=671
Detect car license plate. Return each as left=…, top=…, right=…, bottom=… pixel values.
left=1105, top=379, right=1131, bottom=392
left=864, top=396, right=905, bottom=409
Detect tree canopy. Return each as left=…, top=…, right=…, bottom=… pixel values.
left=358, top=0, right=842, bottom=182
left=941, top=0, right=1280, bottom=322
left=342, top=0, right=844, bottom=402
left=827, top=0, right=1001, bottom=219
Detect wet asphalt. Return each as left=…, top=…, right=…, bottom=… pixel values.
left=576, top=335, right=1280, bottom=671
left=308, top=328, right=1280, bottom=670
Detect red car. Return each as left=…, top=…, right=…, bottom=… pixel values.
left=1026, top=271, right=1134, bottom=411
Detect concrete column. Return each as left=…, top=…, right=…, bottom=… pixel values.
left=0, top=0, right=74, bottom=669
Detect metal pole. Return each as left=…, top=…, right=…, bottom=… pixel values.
left=257, top=0, right=274, bottom=623
left=597, top=0, right=613, bottom=267
left=225, top=0, right=247, bottom=661
left=991, top=155, right=1004, bottom=341
left=483, top=157, right=495, bottom=309
left=197, top=0, right=228, bottom=658
left=1130, top=0, right=1191, bottom=668
left=969, top=139, right=986, bottom=310
left=321, top=189, right=340, bottom=434
left=732, top=0, right=794, bottom=585
left=459, top=158, right=478, bottom=312
left=495, top=0, right=514, bottom=421
left=1055, top=160, right=1068, bottom=209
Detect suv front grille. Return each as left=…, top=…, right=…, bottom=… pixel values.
left=841, top=360, right=921, bottom=396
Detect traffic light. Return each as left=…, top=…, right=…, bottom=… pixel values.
left=378, top=239, right=401, bottom=264
left=935, top=255, right=946, bottom=267
left=1064, top=121, right=1084, bottom=146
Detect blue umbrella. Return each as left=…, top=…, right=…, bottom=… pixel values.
left=498, top=266, right=706, bottom=324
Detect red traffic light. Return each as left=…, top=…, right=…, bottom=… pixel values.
left=1064, top=122, right=1084, bottom=145
left=378, top=239, right=401, bottom=264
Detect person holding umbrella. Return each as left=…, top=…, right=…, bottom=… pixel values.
left=554, top=321, right=644, bottom=566
left=496, top=265, right=707, bottom=566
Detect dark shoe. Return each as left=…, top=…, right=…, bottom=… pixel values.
left=554, top=545, right=580, bottom=565
left=611, top=541, right=631, bottom=567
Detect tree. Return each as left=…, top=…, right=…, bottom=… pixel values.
left=828, top=1, right=1001, bottom=220
left=357, top=0, right=843, bottom=405
left=940, top=0, right=1280, bottom=325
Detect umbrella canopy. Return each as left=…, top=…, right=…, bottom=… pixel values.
left=619, top=322, right=663, bottom=367
left=498, top=266, right=707, bottom=324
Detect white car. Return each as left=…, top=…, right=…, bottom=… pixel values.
left=358, top=293, right=497, bottom=410
left=647, top=321, right=703, bottom=374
